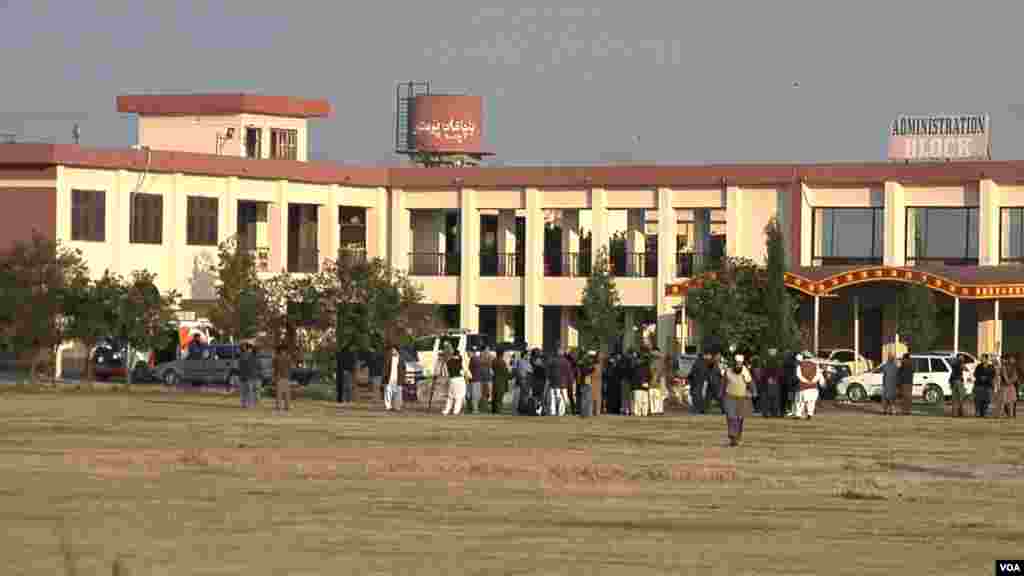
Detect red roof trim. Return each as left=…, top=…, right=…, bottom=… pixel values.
left=116, top=94, right=332, bottom=118
left=4, top=144, right=1024, bottom=189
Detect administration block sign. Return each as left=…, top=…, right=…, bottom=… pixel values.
left=887, top=114, right=991, bottom=161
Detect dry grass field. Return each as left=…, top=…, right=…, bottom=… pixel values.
left=1, top=387, right=1022, bottom=575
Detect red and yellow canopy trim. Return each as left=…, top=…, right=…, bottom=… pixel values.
left=665, top=266, right=1024, bottom=300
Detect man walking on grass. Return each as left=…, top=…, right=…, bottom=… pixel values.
left=794, top=354, right=822, bottom=419
left=383, top=345, right=404, bottom=412
left=881, top=354, right=899, bottom=415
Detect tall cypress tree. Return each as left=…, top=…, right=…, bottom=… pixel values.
left=763, top=217, right=799, bottom=353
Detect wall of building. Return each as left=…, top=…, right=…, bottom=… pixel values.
left=138, top=114, right=309, bottom=160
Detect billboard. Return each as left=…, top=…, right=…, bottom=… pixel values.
left=411, top=95, right=485, bottom=154
left=888, top=114, right=990, bottom=162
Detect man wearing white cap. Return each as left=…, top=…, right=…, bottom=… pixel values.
left=722, top=354, right=753, bottom=446
left=794, top=354, right=823, bottom=419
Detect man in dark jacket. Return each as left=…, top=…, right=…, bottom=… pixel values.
left=687, top=351, right=714, bottom=414
left=781, top=352, right=797, bottom=416
left=707, top=352, right=724, bottom=414
left=948, top=354, right=966, bottom=417
left=974, top=354, right=996, bottom=417
left=760, top=349, right=783, bottom=417
left=337, top=350, right=356, bottom=403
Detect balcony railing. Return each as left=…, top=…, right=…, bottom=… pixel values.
left=289, top=248, right=320, bottom=274
left=545, top=251, right=591, bottom=277
left=336, top=248, right=368, bottom=267
left=409, top=252, right=461, bottom=276
left=480, top=252, right=523, bottom=277
left=246, top=247, right=271, bottom=273
left=905, top=257, right=979, bottom=267
left=675, top=252, right=722, bottom=278
left=811, top=256, right=883, bottom=267
left=612, top=252, right=657, bottom=278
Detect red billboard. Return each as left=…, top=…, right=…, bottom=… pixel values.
left=411, top=95, right=485, bottom=154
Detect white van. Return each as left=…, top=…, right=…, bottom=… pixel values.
left=837, top=353, right=975, bottom=404
left=413, top=330, right=489, bottom=378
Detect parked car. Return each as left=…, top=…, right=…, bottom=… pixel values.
left=817, top=348, right=873, bottom=376
left=836, top=353, right=974, bottom=404
left=155, top=344, right=272, bottom=388
left=925, top=350, right=978, bottom=385
left=91, top=340, right=153, bottom=382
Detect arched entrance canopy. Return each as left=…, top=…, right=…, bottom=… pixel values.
left=665, top=265, right=1024, bottom=300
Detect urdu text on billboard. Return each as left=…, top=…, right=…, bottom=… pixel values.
left=887, top=114, right=990, bottom=162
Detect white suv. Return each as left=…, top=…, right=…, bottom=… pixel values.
left=413, top=330, right=489, bottom=378
left=837, top=354, right=975, bottom=404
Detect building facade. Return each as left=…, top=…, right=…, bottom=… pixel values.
left=2, top=94, right=1023, bottom=360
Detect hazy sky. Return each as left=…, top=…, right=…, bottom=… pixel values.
left=3, top=1, right=1024, bottom=166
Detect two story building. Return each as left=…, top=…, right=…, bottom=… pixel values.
left=1, top=93, right=1023, bottom=360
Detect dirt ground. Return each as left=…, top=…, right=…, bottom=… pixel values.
left=1, top=389, right=1021, bottom=575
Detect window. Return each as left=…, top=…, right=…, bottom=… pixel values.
left=912, top=357, right=930, bottom=373
left=833, top=351, right=854, bottom=363
left=71, top=189, right=105, bottom=242
left=905, top=207, right=978, bottom=265
left=339, top=207, right=367, bottom=250
left=1001, top=207, right=1024, bottom=263
left=812, top=207, right=883, bottom=266
left=129, top=193, right=163, bottom=244
left=929, top=358, right=949, bottom=373
left=187, top=196, right=218, bottom=246
left=245, top=127, right=262, bottom=159
left=270, top=128, right=297, bottom=160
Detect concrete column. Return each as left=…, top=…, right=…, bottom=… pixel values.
left=813, top=295, right=821, bottom=354
left=953, top=297, right=960, bottom=352
left=276, top=180, right=288, bottom=273
left=626, top=208, right=645, bottom=275
left=167, top=173, right=182, bottom=290
left=800, top=183, right=813, bottom=267
left=590, top=187, right=608, bottom=268
left=390, top=188, right=409, bottom=272
left=883, top=181, right=906, bottom=267
left=979, top=179, right=1000, bottom=266
left=978, top=300, right=997, bottom=356
left=996, top=299, right=1002, bottom=356
left=725, top=185, right=745, bottom=259
left=459, top=188, right=479, bottom=332
left=656, top=188, right=676, bottom=351
left=374, top=187, right=388, bottom=262
left=111, top=170, right=122, bottom=273
left=853, top=295, right=860, bottom=360
left=560, top=307, right=578, bottom=350
left=325, top=185, right=339, bottom=264
left=524, top=188, right=545, bottom=349
left=225, top=176, right=239, bottom=248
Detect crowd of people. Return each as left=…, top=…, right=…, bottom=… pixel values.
left=878, top=351, right=1019, bottom=418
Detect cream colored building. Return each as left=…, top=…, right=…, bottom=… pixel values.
left=2, top=93, right=1024, bottom=360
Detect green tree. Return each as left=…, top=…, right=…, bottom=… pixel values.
left=0, top=233, right=87, bottom=383
left=684, top=257, right=768, bottom=354
left=762, top=217, right=801, bottom=353
left=64, top=271, right=125, bottom=382
left=578, top=247, right=623, bottom=354
left=117, top=270, right=179, bottom=384
left=207, top=237, right=263, bottom=343
left=896, top=284, right=938, bottom=352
